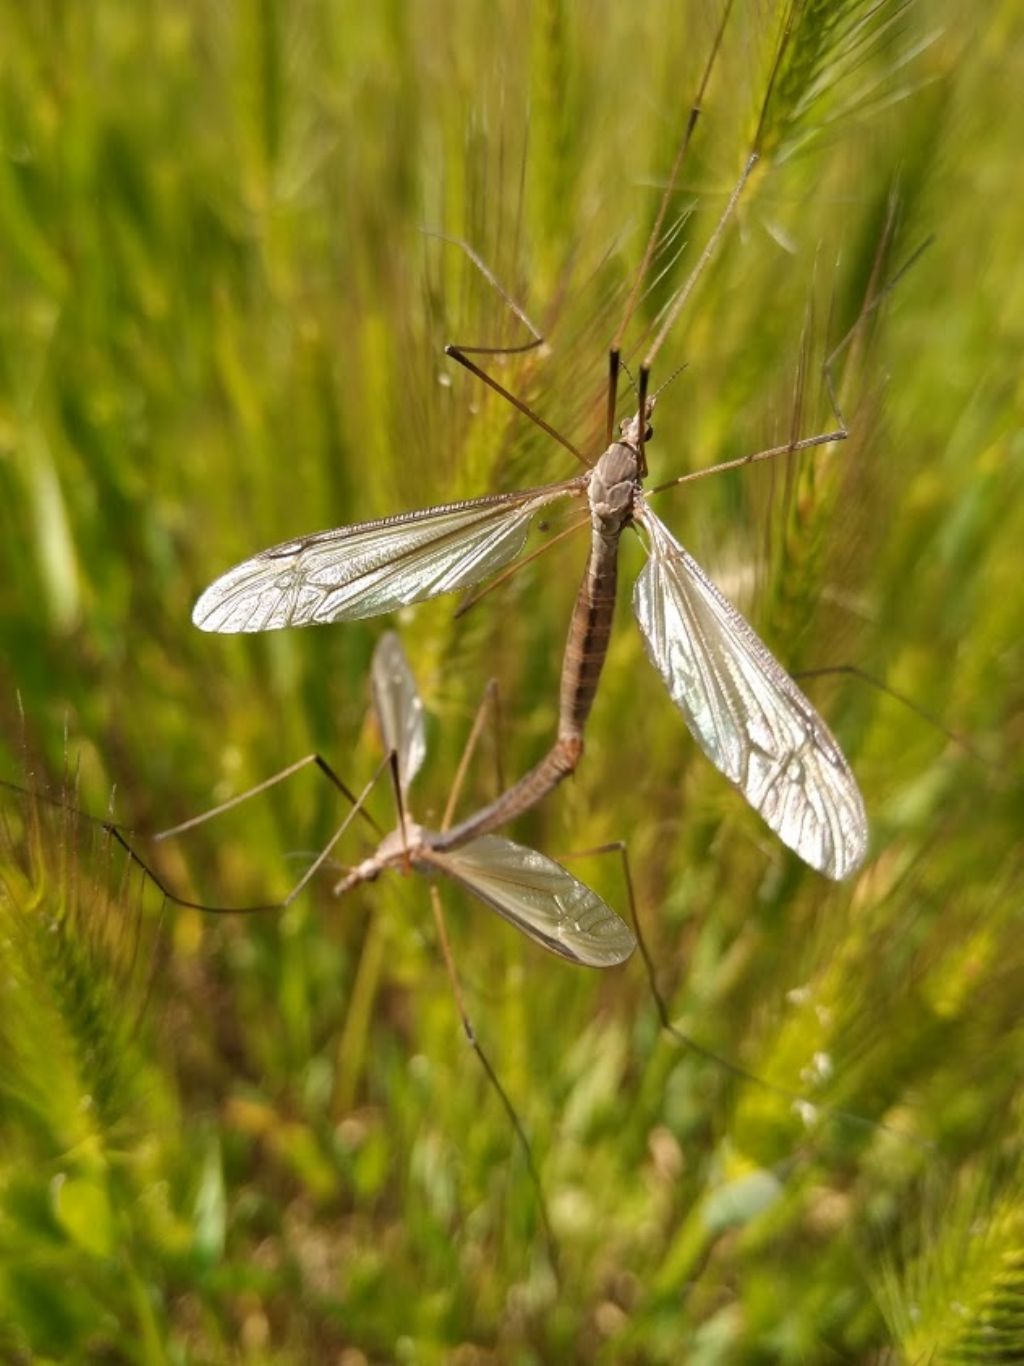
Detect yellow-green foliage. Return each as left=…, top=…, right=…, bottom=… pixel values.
left=0, top=1, right=1020, bottom=1360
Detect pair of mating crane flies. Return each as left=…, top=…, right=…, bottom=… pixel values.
left=124, top=41, right=883, bottom=1237
left=189, top=167, right=867, bottom=974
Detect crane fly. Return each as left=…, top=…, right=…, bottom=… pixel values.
left=192, top=9, right=868, bottom=881
left=192, top=303, right=866, bottom=880
left=2, top=637, right=634, bottom=1274
left=330, top=632, right=636, bottom=968
left=145, top=632, right=634, bottom=968
left=29, top=633, right=634, bottom=1268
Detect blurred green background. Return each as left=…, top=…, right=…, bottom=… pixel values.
left=1, top=1, right=1021, bottom=1361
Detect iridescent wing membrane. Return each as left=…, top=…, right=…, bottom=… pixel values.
left=368, top=632, right=634, bottom=967
left=193, top=482, right=581, bottom=633
left=632, top=502, right=867, bottom=879
left=371, top=632, right=426, bottom=794
left=427, top=836, right=635, bottom=968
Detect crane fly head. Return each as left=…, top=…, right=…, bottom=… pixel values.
left=619, top=394, right=656, bottom=450
left=334, top=859, right=378, bottom=896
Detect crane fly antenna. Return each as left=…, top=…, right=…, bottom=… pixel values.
left=651, top=360, right=688, bottom=402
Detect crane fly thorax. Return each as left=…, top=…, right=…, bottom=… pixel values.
left=588, top=394, right=655, bottom=533
left=589, top=442, right=639, bottom=534
left=336, top=820, right=428, bottom=895
left=376, top=819, right=427, bottom=873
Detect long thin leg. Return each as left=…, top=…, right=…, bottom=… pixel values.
left=453, top=511, right=590, bottom=621
left=617, top=3, right=803, bottom=409
left=429, top=886, right=559, bottom=1275
left=557, top=839, right=925, bottom=1147
left=621, top=144, right=759, bottom=491
left=0, top=773, right=361, bottom=917
left=444, top=345, right=589, bottom=469
left=610, top=0, right=736, bottom=356
left=155, top=753, right=383, bottom=841
left=442, top=679, right=502, bottom=831
left=647, top=427, right=847, bottom=498
left=428, top=690, right=558, bottom=1269
left=640, top=151, right=759, bottom=376
left=442, top=5, right=771, bottom=470
left=425, top=230, right=545, bottom=358
left=443, top=4, right=739, bottom=465
left=646, top=223, right=933, bottom=500
left=431, top=231, right=590, bottom=470
left=119, top=754, right=392, bottom=915
left=794, top=664, right=994, bottom=772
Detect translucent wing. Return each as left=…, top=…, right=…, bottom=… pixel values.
left=193, top=480, right=581, bottom=633
left=428, top=835, right=635, bottom=967
left=632, top=502, right=868, bottom=880
left=371, top=632, right=426, bottom=794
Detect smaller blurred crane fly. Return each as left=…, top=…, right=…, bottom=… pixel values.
left=152, top=632, right=635, bottom=966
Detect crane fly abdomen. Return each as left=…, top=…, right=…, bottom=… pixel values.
left=559, top=527, right=621, bottom=738
left=434, top=736, right=582, bottom=850
left=557, top=442, right=640, bottom=739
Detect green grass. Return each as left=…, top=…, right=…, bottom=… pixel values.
left=1, top=1, right=1021, bottom=1360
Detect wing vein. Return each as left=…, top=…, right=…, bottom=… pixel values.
left=632, top=502, right=867, bottom=879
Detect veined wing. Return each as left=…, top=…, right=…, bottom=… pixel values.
left=193, top=480, right=582, bottom=633
left=427, top=835, right=635, bottom=967
left=632, top=502, right=867, bottom=880
left=371, top=632, right=426, bottom=794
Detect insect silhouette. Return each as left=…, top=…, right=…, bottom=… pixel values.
left=191, top=12, right=867, bottom=881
